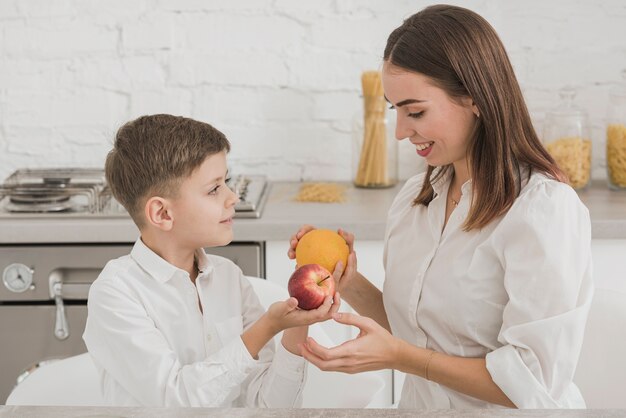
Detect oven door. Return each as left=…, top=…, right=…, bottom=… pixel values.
left=0, top=305, right=88, bottom=403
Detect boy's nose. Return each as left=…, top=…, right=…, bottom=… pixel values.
left=228, top=187, right=240, bottom=206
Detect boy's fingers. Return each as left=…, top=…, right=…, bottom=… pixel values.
left=307, top=295, right=333, bottom=319
left=320, top=295, right=333, bottom=310
left=285, top=297, right=298, bottom=311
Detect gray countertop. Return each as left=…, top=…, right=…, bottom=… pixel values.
left=0, top=180, right=625, bottom=244
left=1, top=406, right=625, bottom=418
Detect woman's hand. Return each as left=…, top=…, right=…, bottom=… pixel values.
left=287, top=225, right=359, bottom=293
left=287, top=224, right=316, bottom=260
left=266, top=292, right=341, bottom=331
left=299, top=311, right=401, bottom=373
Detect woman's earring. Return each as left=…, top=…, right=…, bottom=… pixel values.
left=475, top=111, right=480, bottom=118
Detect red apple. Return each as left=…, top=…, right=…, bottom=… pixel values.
left=287, top=264, right=336, bottom=310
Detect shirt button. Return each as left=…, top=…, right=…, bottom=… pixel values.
left=206, top=334, right=212, bottom=342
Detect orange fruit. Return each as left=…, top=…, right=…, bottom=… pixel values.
left=295, top=229, right=349, bottom=274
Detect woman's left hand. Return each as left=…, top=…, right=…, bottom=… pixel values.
left=299, top=312, right=400, bottom=373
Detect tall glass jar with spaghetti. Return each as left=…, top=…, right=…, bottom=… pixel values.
left=542, top=87, right=591, bottom=190
left=352, top=71, right=398, bottom=188
left=606, top=70, right=626, bottom=190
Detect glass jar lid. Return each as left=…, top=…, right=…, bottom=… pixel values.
left=543, top=87, right=589, bottom=142
left=546, top=87, right=587, bottom=119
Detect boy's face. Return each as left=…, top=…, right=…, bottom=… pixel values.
left=168, top=151, right=239, bottom=249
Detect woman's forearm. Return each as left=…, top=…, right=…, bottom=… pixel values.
left=394, top=340, right=515, bottom=408
left=341, top=272, right=391, bottom=332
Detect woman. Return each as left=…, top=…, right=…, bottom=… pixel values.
left=289, top=5, right=593, bottom=409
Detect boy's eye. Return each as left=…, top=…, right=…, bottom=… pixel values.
left=208, top=185, right=220, bottom=195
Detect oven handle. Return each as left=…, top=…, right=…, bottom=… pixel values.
left=48, top=270, right=69, bottom=340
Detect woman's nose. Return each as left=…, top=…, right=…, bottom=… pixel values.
left=394, top=114, right=412, bottom=141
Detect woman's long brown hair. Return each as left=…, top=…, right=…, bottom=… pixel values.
left=384, top=5, right=566, bottom=231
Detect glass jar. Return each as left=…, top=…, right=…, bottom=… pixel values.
left=606, top=70, right=626, bottom=190
left=542, top=87, right=592, bottom=190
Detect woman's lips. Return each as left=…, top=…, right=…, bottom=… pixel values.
left=415, top=141, right=434, bottom=157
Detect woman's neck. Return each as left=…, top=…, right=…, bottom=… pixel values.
left=451, top=160, right=471, bottom=190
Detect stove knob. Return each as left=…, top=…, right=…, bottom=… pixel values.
left=2, top=263, right=34, bottom=293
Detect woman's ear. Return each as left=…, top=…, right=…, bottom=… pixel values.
left=472, top=103, right=480, bottom=118
left=144, top=196, right=174, bottom=231
left=469, top=99, right=480, bottom=118
left=461, top=96, right=480, bottom=118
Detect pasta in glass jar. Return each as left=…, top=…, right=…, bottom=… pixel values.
left=607, top=71, right=626, bottom=190
left=542, top=88, right=591, bottom=190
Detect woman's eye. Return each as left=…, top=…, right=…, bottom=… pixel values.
left=408, top=111, right=424, bottom=119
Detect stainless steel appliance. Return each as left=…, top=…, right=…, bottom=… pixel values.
left=0, top=168, right=270, bottom=219
left=0, top=168, right=270, bottom=403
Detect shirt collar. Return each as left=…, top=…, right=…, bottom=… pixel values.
left=431, top=167, right=453, bottom=196
left=131, top=238, right=214, bottom=283
left=430, top=166, right=473, bottom=198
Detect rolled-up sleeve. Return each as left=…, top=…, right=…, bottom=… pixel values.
left=486, top=181, right=593, bottom=408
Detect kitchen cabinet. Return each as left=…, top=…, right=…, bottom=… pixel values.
left=591, top=239, right=626, bottom=294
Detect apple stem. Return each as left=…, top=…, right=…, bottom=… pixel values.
left=318, top=275, right=331, bottom=285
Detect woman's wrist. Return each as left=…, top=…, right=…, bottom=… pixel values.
left=338, top=271, right=366, bottom=304
left=393, top=339, right=437, bottom=380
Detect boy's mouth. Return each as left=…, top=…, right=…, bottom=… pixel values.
left=220, top=216, right=233, bottom=224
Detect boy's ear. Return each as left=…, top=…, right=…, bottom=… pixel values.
left=144, top=196, right=174, bottom=231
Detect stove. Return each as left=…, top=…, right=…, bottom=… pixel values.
left=0, top=168, right=270, bottom=219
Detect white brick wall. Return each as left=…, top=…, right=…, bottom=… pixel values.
left=1, top=0, right=626, bottom=182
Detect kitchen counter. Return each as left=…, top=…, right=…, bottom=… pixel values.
left=0, top=180, right=625, bottom=244
left=1, top=406, right=625, bottom=418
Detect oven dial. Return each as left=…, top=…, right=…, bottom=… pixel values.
left=2, top=263, right=34, bottom=293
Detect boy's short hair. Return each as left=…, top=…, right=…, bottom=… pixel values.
left=105, top=114, right=231, bottom=228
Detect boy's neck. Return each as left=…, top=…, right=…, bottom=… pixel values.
left=140, top=232, right=198, bottom=282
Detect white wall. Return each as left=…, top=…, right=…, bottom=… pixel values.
left=1, top=0, right=626, bottom=182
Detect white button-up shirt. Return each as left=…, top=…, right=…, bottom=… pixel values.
left=383, top=169, right=593, bottom=409
left=83, top=239, right=306, bottom=407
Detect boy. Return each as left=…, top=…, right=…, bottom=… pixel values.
left=83, top=114, right=340, bottom=407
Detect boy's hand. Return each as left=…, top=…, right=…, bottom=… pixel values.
left=241, top=288, right=340, bottom=360
left=267, top=292, right=341, bottom=331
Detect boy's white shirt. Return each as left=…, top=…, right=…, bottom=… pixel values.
left=83, top=238, right=307, bottom=407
